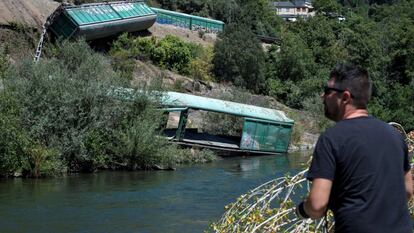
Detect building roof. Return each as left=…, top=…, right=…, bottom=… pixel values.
left=273, top=2, right=295, bottom=8
left=161, top=92, right=294, bottom=124
left=294, top=0, right=313, bottom=7
left=273, top=0, right=313, bottom=8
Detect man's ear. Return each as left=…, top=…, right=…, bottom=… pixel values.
left=342, top=91, right=352, bottom=104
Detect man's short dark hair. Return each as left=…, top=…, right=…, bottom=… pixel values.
left=330, top=63, right=372, bottom=109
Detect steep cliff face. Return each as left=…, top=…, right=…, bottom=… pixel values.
left=0, top=0, right=59, bottom=28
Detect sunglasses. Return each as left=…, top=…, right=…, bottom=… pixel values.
left=323, top=86, right=353, bottom=97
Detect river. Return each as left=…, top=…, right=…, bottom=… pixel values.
left=0, top=151, right=310, bottom=233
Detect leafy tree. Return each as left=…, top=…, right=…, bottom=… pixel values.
left=157, top=0, right=178, bottom=10
left=340, top=14, right=384, bottom=73
left=213, top=25, right=266, bottom=92
left=206, top=0, right=240, bottom=23
left=266, top=30, right=318, bottom=101
left=236, top=0, right=282, bottom=36
left=313, top=0, right=342, bottom=13
left=176, top=0, right=206, bottom=14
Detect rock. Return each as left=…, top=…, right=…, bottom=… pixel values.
left=193, top=81, right=201, bottom=92
left=183, top=80, right=195, bottom=92
left=152, top=164, right=176, bottom=171
left=288, top=144, right=299, bottom=152
left=13, top=171, right=22, bottom=177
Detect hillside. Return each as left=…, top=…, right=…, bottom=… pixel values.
left=0, top=0, right=59, bottom=28
left=0, top=0, right=320, bottom=151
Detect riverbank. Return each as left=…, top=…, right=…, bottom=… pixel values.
left=0, top=8, right=319, bottom=178
left=0, top=40, right=220, bottom=178
left=1, top=28, right=320, bottom=179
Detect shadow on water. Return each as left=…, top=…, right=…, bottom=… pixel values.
left=0, top=151, right=311, bottom=233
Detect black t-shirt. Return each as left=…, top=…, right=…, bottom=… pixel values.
left=307, top=116, right=411, bottom=233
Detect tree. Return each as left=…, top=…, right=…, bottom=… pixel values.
left=313, top=0, right=342, bottom=13
left=206, top=0, right=240, bottom=24
left=213, top=25, right=266, bottom=92
left=236, top=0, right=282, bottom=36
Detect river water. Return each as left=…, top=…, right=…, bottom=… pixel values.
left=0, top=152, right=310, bottom=233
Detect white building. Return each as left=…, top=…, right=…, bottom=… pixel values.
left=272, top=0, right=315, bottom=21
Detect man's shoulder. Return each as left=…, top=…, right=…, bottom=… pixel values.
left=324, top=116, right=401, bottom=141
left=330, top=116, right=388, bottom=131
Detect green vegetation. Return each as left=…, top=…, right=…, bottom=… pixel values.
left=0, top=47, right=8, bottom=79
left=3, top=0, right=411, bottom=176
left=0, top=40, right=215, bottom=178
left=110, top=34, right=214, bottom=81
left=155, top=0, right=414, bottom=130
left=213, top=25, right=266, bottom=93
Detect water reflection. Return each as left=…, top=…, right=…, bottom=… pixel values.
left=0, top=151, right=311, bottom=233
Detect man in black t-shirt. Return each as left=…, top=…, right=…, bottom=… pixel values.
left=295, top=64, right=413, bottom=233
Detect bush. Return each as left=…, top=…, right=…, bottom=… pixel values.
left=152, top=35, right=192, bottom=74
left=25, top=145, right=62, bottom=178
left=0, top=47, right=9, bottom=80
left=110, top=34, right=208, bottom=77
left=0, top=91, right=29, bottom=177
left=188, top=46, right=214, bottom=81
left=174, top=148, right=218, bottom=164
left=113, top=107, right=173, bottom=170
left=0, top=39, right=196, bottom=176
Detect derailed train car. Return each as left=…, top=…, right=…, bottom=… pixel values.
left=47, top=0, right=156, bottom=40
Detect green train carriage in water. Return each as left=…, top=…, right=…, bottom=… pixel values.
left=161, top=92, right=294, bottom=155
left=109, top=88, right=294, bottom=155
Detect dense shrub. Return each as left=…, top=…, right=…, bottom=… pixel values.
left=0, top=40, right=203, bottom=177
left=188, top=46, right=214, bottom=81
left=0, top=47, right=9, bottom=79
left=110, top=34, right=207, bottom=76
left=0, top=92, right=29, bottom=176
left=152, top=35, right=192, bottom=73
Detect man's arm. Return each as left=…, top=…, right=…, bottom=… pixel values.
left=303, top=178, right=332, bottom=219
left=404, top=169, right=413, bottom=200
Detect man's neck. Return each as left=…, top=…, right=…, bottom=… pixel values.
left=343, top=109, right=369, bottom=120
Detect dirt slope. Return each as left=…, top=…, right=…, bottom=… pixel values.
left=0, top=0, right=59, bottom=28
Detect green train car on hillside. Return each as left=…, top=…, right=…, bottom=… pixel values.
left=48, top=0, right=156, bottom=40
left=151, top=7, right=224, bottom=33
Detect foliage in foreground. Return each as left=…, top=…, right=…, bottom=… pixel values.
left=0, top=40, right=211, bottom=178
left=209, top=169, right=334, bottom=233
left=209, top=125, right=414, bottom=232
